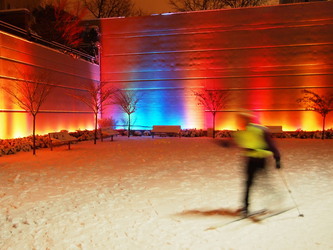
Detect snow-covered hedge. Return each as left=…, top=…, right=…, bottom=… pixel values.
left=0, top=130, right=90, bottom=156
left=1, top=129, right=333, bottom=156
left=214, top=129, right=333, bottom=139
left=276, top=129, right=333, bottom=139
left=0, top=135, right=49, bottom=156
left=181, top=129, right=205, bottom=137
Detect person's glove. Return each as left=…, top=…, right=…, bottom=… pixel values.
left=276, top=159, right=281, bottom=169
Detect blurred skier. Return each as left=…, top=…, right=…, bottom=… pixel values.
left=233, top=111, right=281, bottom=216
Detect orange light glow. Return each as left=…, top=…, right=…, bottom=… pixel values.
left=34, top=113, right=95, bottom=137
left=184, top=89, right=205, bottom=129
left=215, top=112, right=238, bottom=131
left=12, top=113, right=29, bottom=138
left=1, top=29, right=99, bottom=139
left=300, top=112, right=321, bottom=131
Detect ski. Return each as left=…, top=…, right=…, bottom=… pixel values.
left=252, top=206, right=296, bottom=222
left=205, top=207, right=295, bottom=230
left=205, top=209, right=268, bottom=230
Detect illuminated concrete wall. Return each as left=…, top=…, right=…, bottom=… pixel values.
left=101, top=1, right=333, bottom=131
left=0, top=31, right=100, bottom=139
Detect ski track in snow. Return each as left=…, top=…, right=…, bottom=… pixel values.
left=0, top=137, right=333, bottom=249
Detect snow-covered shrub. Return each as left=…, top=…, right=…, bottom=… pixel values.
left=133, top=131, right=142, bottom=136
left=121, top=130, right=127, bottom=136
left=295, top=130, right=314, bottom=139
left=215, top=130, right=233, bottom=138
left=283, top=133, right=292, bottom=138
left=181, top=129, right=205, bottom=137
left=271, top=132, right=292, bottom=138
left=0, top=135, right=51, bottom=155
left=313, top=131, right=322, bottom=139
left=143, top=130, right=151, bottom=136
left=70, top=130, right=94, bottom=141
left=1, top=128, right=333, bottom=157
left=113, top=129, right=126, bottom=136
left=324, top=129, right=333, bottom=139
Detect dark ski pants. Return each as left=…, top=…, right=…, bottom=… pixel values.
left=243, top=157, right=266, bottom=210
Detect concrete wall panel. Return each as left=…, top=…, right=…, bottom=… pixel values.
left=101, top=1, right=333, bottom=131
left=0, top=31, right=100, bottom=139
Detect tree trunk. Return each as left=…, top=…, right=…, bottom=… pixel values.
left=94, top=112, right=98, bottom=144
left=128, top=113, right=131, bottom=138
left=212, top=112, right=216, bottom=138
left=32, top=114, right=36, bottom=155
left=322, top=114, right=326, bottom=140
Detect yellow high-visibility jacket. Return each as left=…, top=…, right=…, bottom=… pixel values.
left=234, top=123, right=273, bottom=158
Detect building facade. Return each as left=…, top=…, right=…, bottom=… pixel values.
left=0, top=30, right=99, bottom=139
left=100, top=1, right=333, bottom=131
left=1, top=1, right=333, bottom=139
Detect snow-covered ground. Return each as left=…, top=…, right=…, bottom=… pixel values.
left=0, top=137, right=332, bottom=249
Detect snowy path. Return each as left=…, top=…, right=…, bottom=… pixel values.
left=0, top=137, right=332, bottom=249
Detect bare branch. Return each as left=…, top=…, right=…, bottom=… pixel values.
left=169, top=0, right=226, bottom=11
left=112, top=90, right=141, bottom=114
left=193, top=88, right=230, bottom=138
left=2, top=72, right=53, bottom=116
left=84, top=0, right=135, bottom=18
left=69, top=81, right=116, bottom=114
left=297, top=89, right=333, bottom=139
left=193, top=89, right=229, bottom=113
left=68, top=81, right=117, bottom=143
left=32, top=0, right=86, bottom=48
left=169, top=0, right=266, bottom=11
left=297, top=89, right=333, bottom=116
left=112, top=89, right=142, bottom=137
left=1, top=68, right=53, bottom=154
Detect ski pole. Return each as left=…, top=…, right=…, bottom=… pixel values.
left=278, top=170, right=304, bottom=217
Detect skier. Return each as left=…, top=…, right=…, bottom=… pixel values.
left=233, top=111, right=281, bottom=216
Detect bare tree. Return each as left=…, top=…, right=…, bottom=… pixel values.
left=112, top=90, right=141, bottom=137
left=84, top=0, right=136, bottom=18
left=68, top=82, right=116, bottom=144
left=169, top=0, right=266, bottom=11
left=32, top=0, right=86, bottom=48
left=297, top=89, right=333, bottom=139
left=54, top=0, right=87, bottom=47
left=1, top=69, right=53, bottom=155
left=222, top=0, right=266, bottom=8
left=169, top=0, right=225, bottom=11
left=193, top=89, right=229, bottom=138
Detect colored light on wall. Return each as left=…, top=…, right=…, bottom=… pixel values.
left=215, top=112, right=238, bottom=130
left=35, top=113, right=95, bottom=135
left=101, top=2, right=333, bottom=133
left=12, top=113, right=30, bottom=138
left=301, top=112, right=320, bottom=131
left=1, top=29, right=100, bottom=139
left=130, top=88, right=188, bottom=129
left=183, top=91, right=205, bottom=129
